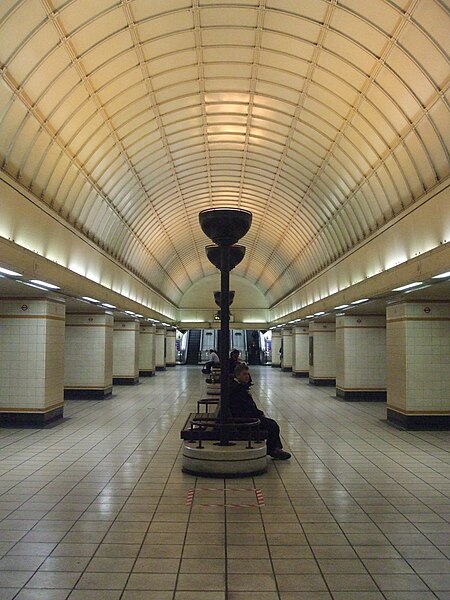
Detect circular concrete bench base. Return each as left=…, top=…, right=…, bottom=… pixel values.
left=182, top=441, right=267, bottom=478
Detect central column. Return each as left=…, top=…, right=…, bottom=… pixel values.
left=219, top=245, right=231, bottom=425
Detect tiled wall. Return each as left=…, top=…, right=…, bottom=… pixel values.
left=139, top=325, right=155, bottom=372
left=336, top=316, right=386, bottom=391
left=0, top=298, right=65, bottom=413
left=113, top=320, right=139, bottom=378
left=271, top=329, right=281, bottom=366
left=281, top=328, right=293, bottom=369
left=165, top=329, right=176, bottom=365
left=293, top=326, right=309, bottom=373
left=309, top=322, right=336, bottom=380
left=155, top=327, right=166, bottom=369
left=64, top=313, right=113, bottom=389
left=387, top=302, right=450, bottom=413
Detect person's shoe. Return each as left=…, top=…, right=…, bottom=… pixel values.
left=269, top=449, right=291, bottom=460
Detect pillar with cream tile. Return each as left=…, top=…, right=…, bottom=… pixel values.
left=386, top=301, right=450, bottom=429
left=293, top=325, right=309, bottom=377
left=281, top=328, right=293, bottom=372
left=271, top=329, right=281, bottom=367
left=165, top=329, right=176, bottom=367
left=65, top=313, right=113, bottom=399
left=139, top=323, right=155, bottom=376
left=0, top=298, right=65, bottom=425
left=113, top=320, right=139, bottom=384
left=336, top=315, right=386, bottom=401
left=155, top=326, right=166, bottom=371
left=309, top=321, right=336, bottom=385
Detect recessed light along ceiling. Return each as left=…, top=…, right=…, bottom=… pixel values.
left=432, top=271, right=450, bottom=279
left=81, top=296, right=100, bottom=303
left=0, top=267, right=21, bottom=276
left=29, top=280, right=60, bottom=290
left=393, top=282, right=423, bottom=291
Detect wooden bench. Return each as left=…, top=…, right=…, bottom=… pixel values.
left=180, top=405, right=268, bottom=446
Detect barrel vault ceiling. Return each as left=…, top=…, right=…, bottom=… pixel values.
left=0, top=0, right=448, bottom=307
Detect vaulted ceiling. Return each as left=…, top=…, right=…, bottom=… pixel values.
left=0, top=0, right=448, bottom=307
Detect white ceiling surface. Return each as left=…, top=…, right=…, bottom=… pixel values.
left=0, top=0, right=448, bottom=307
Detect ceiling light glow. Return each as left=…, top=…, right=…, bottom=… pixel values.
left=0, top=266, right=21, bottom=276
left=29, top=280, right=60, bottom=289
left=392, top=282, right=423, bottom=291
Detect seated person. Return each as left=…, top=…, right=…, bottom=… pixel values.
left=202, top=349, right=220, bottom=374
left=228, top=348, right=241, bottom=376
left=229, top=363, right=291, bottom=460
left=228, top=348, right=252, bottom=387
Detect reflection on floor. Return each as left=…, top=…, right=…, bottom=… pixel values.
left=0, top=365, right=449, bottom=600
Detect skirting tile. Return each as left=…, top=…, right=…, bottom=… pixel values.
left=292, top=371, right=308, bottom=377
left=155, top=366, right=166, bottom=371
left=64, top=387, right=112, bottom=400
left=309, top=377, right=336, bottom=386
left=113, top=376, right=139, bottom=385
left=387, top=408, right=450, bottom=430
left=0, top=406, right=63, bottom=427
left=139, top=370, right=155, bottom=377
left=281, top=366, right=292, bottom=372
left=336, top=388, right=387, bottom=401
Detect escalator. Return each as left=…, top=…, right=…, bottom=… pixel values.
left=186, top=330, right=201, bottom=364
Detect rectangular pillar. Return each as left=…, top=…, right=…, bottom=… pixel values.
left=165, top=329, right=176, bottom=367
left=293, top=325, right=309, bottom=377
left=139, top=324, right=155, bottom=376
left=0, top=298, right=65, bottom=425
left=336, top=315, right=386, bottom=401
left=155, top=327, right=166, bottom=371
left=281, top=328, right=293, bottom=371
left=387, top=301, right=450, bottom=429
left=271, top=329, right=281, bottom=367
left=309, top=322, right=336, bottom=385
left=64, top=313, right=113, bottom=398
left=113, top=320, right=139, bottom=384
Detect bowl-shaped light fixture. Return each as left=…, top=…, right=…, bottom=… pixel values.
left=206, top=245, right=246, bottom=270
left=214, top=291, right=235, bottom=307
left=199, top=209, right=252, bottom=246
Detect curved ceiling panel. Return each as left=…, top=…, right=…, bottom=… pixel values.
left=0, top=0, right=448, bottom=305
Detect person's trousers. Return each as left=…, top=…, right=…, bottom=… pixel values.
left=259, top=417, right=283, bottom=454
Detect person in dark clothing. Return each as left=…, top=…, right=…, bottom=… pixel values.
left=229, top=363, right=291, bottom=460
left=228, top=348, right=241, bottom=376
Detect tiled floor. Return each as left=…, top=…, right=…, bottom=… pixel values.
left=0, top=365, right=449, bottom=600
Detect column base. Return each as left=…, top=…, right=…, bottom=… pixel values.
left=155, top=366, right=166, bottom=371
left=166, top=363, right=176, bottom=367
left=182, top=440, right=267, bottom=478
left=0, top=405, right=64, bottom=427
left=336, top=388, right=386, bottom=402
left=64, top=387, right=112, bottom=400
left=387, top=408, right=450, bottom=430
left=271, top=363, right=281, bottom=368
left=292, top=371, right=308, bottom=377
left=281, top=366, right=292, bottom=372
left=139, top=370, right=155, bottom=377
left=113, top=376, right=139, bottom=385
left=309, top=377, right=336, bottom=386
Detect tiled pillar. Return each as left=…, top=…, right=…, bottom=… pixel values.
left=113, top=320, right=139, bottom=384
left=0, top=298, right=65, bottom=425
left=155, top=327, right=166, bottom=371
left=336, top=315, right=386, bottom=401
left=293, top=325, right=309, bottom=377
left=309, top=322, right=336, bottom=385
left=165, top=329, right=176, bottom=367
left=271, top=329, right=281, bottom=367
left=64, top=313, right=113, bottom=399
left=281, top=328, right=293, bottom=372
left=139, top=324, right=155, bottom=376
left=387, top=301, right=450, bottom=430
